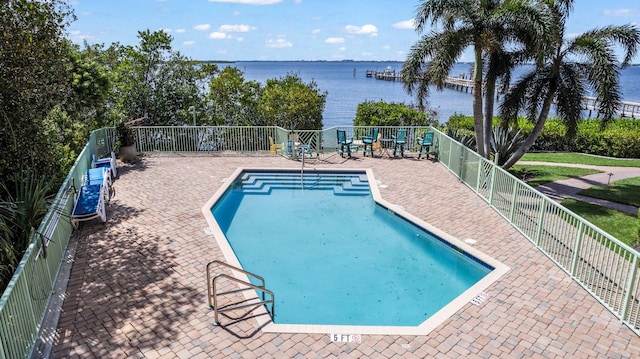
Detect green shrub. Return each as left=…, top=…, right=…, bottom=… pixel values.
left=443, top=115, right=640, bottom=159
left=354, top=100, right=437, bottom=127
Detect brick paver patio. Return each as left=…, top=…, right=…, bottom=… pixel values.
left=52, top=153, right=640, bottom=358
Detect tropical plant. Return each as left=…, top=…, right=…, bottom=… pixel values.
left=499, top=2, right=640, bottom=169
left=0, top=201, right=17, bottom=288
left=115, top=120, right=136, bottom=147
left=446, top=128, right=476, bottom=150
left=402, top=0, right=551, bottom=158
left=1, top=173, right=54, bottom=256
left=490, top=126, right=525, bottom=166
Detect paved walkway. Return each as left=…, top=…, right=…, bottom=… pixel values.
left=51, top=154, right=640, bottom=358
left=518, top=161, right=640, bottom=215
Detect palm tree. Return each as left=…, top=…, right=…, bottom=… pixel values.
left=499, top=2, right=640, bottom=169
left=402, top=0, right=550, bottom=158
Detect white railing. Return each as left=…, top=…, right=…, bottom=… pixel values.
left=2, top=125, right=638, bottom=359
left=432, top=127, right=640, bottom=335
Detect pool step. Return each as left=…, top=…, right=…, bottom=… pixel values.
left=237, top=173, right=370, bottom=195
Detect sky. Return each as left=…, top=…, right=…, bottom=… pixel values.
left=67, top=0, right=640, bottom=62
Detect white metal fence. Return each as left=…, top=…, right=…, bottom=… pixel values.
left=1, top=125, right=638, bottom=359
left=432, top=128, right=640, bottom=335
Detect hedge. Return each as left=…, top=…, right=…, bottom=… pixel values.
left=444, top=114, right=640, bottom=158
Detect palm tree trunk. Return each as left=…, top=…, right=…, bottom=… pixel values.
left=502, top=93, right=554, bottom=169
left=483, top=76, right=497, bottom=159
left=472, top=44, right=485, bottom=157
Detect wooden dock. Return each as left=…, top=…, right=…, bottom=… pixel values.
left=366, top=70, right=640, bottom=118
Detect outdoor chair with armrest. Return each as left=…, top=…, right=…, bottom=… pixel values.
left=417, top=131, right=434, bottom=159
left=361, top=128, right=379, bottom=157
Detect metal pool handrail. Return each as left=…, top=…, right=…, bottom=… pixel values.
left=206, top=260, right=274, bottom=325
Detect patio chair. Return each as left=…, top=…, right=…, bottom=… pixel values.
left=362, top=128, right=379, bottom=157
left=71, top=182, right=107, bottom=228
left=392, top=129, right=407, bottom=157
left=297, top=144, right=314, bottom=158
left=92, top=151, right=117, bottom=178
left=417, top=131, right=434, bottom=160
left=337, top=129, right=354, bottom=158
left=269, top=136, right=283, bottom=154
left=87, top=167, right=112, bottom=202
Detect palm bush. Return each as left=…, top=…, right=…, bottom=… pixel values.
left=0, top=173, right=54, bottom=293
left=0, top=201, right=17, bottom=290
left=491, top=127, right=525, bottom=166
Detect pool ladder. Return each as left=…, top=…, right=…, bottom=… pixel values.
left=206, top=260, right=275, bottom=325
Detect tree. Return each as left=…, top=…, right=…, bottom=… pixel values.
left=207, top=67, right=261, bottom=125
left=402, top=0, right=550, bottom=158
left=107, top=30, right=212, bottom=126
left=257, top=73, right=327, bottom=130
left=0, top=0, right=75, bottom=181
left=499, top=2, right=640, bottom=169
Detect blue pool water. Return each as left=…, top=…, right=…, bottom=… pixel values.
left=212, top=170, right=493, bottom=327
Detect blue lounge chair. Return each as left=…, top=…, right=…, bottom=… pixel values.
left=71, top=183, right=107, bottom=228
left=92, top=151, right=117, bottom=178
left=392, top=129, right=407, bottom=157
left=417, top=131, right=434, bottom=159
left=87, top=167, right=112, bottom=201
left=362, top=128, right=379, bottom=157
left=337, top=129, right=354, bottom=158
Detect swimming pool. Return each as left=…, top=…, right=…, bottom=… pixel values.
left=203, top=168, right=509, bottom=335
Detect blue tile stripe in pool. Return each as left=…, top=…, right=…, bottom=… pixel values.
left=236, top=172, right=370, bottom=196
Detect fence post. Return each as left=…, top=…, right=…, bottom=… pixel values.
left=535, top=200, right=547, bottom=246
left=488, top=154, right=498, bottom=205
left=447, top=137, right=453, bottom=167
left=621, top=254, right=638, bottom=321
left=509, top=181, right=518, bottom=222
left=570, top=222, right=585, bottom=276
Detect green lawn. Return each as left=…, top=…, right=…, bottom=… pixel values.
left=578, top=177, right=640, bottom=208
left=561, top=198, right=639, bottom=247
left=509, top=165, right=601, bottom=187
left=521, top=152, right=640, bottom=167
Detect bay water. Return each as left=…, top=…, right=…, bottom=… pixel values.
left=226, top=61, right=640, bottom=128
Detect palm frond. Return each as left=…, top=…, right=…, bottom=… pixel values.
left=555, top=63, right=586, bottom=137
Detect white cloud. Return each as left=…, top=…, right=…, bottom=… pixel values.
left=382, top=45, right=390, bottom=50
left=209, top=32, right=230, bottom=39
left=68, top=30, right=96, bottom=42
left=265, top=38, right=293, bottom=48
left=603, top=9, right=640, bottom=17
left=219, top=24, right=252, bottom=32
left=233, top=11, right=241, bottom=16
left=236, top=37, right=244, bottom=42
left=393, top=19, right=415, bottom=30
left=175, top=28, right=186, bottom=33
left=183, top=40, right=195, bottom=46
left=312, top=29, right=321, bottom=35
left=208, top=0, right=281, bottom=4
left=345, top=24, right=378, bottom=36
left=338, top=46, right=346, bottom=52
left=194, top=24, right=211, bottom=31
left=325, top=37, right=345, bottom=44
